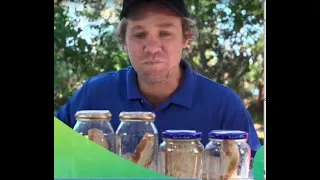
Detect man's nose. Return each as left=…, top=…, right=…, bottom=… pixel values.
left=144, top=38, right=162, bottom=54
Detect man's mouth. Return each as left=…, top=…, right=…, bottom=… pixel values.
left=144, top=60, right=163, bottom=65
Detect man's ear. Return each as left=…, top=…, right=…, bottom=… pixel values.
left=183, top=39, right=190, bottom=49
left=183, top=31, right=191, bottom=48
left=123, top=45, right=128, bottom=52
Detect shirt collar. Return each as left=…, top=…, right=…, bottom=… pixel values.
left=126, top=60, right=197, bottom=109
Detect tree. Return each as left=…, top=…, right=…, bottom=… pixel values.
left=54, top=0, right=264, bottom=124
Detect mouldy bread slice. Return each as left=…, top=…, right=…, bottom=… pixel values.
left=88, top=128, right=109, bottom=150
left=220, top=140, right=240, bottom=180
left=130, top=133, right=156, bottom=167
left=165, top=142, right=203, bottom=178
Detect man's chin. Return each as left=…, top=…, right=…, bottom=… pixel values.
left=139, top=74, right=168, bottom=84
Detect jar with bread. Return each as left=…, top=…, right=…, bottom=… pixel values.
left=202, top=130, right=251, bottom=180
left=73, top=110, right=115, bottom=153
left=115, top=111, right=159, bottom=172
left=159, top=130, right=204, bottom=179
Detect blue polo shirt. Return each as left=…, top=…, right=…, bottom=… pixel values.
left=56, top=60, right=261, bottom=158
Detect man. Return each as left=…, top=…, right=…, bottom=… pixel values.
left=56, top=0, right=261, bottom=158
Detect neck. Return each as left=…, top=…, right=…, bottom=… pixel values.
left=138, top=66, right=184, bottom=107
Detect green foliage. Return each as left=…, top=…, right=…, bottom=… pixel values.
left=54, top=2, right=130, bottom=111
left=54, top=0, right=264, bottom=124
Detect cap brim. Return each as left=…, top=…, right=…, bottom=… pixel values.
left=120, top=0, right=188, bottom=20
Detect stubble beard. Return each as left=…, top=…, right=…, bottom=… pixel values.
left=137, top=64, right=180, bottom=85
left=138, top=69, right=174, bottom=84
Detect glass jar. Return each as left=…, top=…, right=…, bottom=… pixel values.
left=115, top=111, right=159, bottom=172
left=73, top=110, right=115, bottom=153
left=203, top=130, right=251, bottom=180
left=159, top=130, right=204, bottom=179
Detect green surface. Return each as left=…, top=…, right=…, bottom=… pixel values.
left=54, top=116, right=171, bottom=179
left=253, top=145, right=264, bottom=179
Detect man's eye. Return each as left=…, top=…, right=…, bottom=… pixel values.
left=160, top=32, right=171, bottom=37
left=134, top=33, right=146, bottom=39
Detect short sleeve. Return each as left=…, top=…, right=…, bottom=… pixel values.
left=220, top=90, right=262, bottom=158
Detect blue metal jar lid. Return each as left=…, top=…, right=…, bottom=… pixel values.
left=162, top=130, right=202, bottom=139
left=208, top=130, right=248, bottom=140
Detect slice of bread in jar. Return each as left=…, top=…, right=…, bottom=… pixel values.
left=165, top=141, right=203, bottom=178
left=130, top=133, right=156, bottom=167
left=220, top=140, right=240, bottom=180
left=88, top=128, right=109, bottom=150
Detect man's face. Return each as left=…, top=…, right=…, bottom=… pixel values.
left=124, top=3, right=189, bottom=84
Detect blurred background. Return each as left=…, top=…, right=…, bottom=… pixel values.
left=54, top=0, right=264, bottom=144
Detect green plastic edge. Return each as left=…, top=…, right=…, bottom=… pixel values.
left=54, top=116, right=172, bottom=179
